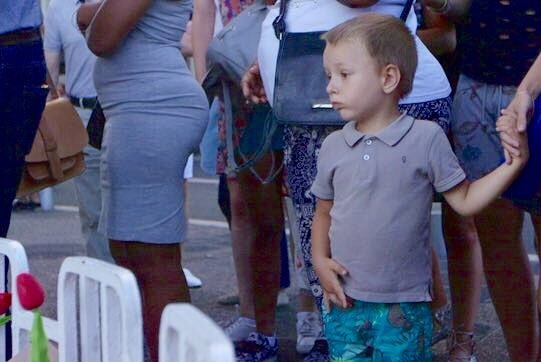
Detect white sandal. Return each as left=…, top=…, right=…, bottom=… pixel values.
left=447, top=330, right=477, bottom=362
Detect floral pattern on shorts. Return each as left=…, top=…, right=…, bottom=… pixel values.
left=322, top=300, right=432, bottom=361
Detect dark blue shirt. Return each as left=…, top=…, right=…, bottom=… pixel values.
left=459, top=0, right=541, bottom=86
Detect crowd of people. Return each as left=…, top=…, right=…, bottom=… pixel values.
left=1, top=0, right=540, bottom=361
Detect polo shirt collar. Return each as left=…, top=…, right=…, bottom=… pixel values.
left=342, top=113, right=414, bottom=147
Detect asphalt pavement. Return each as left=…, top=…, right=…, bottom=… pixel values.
left=6, top=156, right=538, bottom=361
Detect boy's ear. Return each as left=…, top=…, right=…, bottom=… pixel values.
left=380, top=64, right=401, bottom=95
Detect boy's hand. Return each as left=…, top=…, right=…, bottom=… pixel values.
left=313, top=257, right=349, bottom=310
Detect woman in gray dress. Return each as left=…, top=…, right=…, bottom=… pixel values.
left=78, top=1, right=208, bottom=360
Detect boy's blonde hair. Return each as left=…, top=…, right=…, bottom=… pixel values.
left=323, top=13, right=418, bottom=97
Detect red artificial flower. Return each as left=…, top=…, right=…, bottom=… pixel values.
left=0, top=293, right=11, bottom=315
left=16, top=273, right=45, bottom=311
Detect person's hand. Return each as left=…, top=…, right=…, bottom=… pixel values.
left=497, top=110, right=530, bottom=166
left=241, top=62, right=267, bottom=104
left=313, top=256, right=350, bottom=310
left=57, top=83, right=66, bottom=97
left=496, top=110, right=521, bottom=164
left=76, top=2, right=101, bottom=34
left=496, top=91, right=535, bottom=163
left=502, top=91, right=535, bottom=132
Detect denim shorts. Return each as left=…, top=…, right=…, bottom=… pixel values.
left=322, top=299, right=432, bottom=361
left=452, top=74, right=540, bottom=214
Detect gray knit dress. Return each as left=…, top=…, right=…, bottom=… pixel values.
left=94, top=0, right=208, bottom=243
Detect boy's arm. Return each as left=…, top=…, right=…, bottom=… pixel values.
left=443, top=136, right=528, bottom=216
left=312, top=198, right=349, bottom=309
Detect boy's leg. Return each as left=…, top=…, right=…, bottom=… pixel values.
left=321, top=301, right=373, bottom=361
left=372, top=302, right=433, bottom=361
left=323, top=300, right=432, bottom=361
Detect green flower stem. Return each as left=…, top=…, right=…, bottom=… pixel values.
left=0, top=315, right=11, bottom=326
left=31, top=309, right=50, bottom=362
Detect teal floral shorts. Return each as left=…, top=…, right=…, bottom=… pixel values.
left=322, top=300, right=432, bottom=361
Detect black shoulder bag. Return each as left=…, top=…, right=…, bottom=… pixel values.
left=272, top=0, right=414, bottom=126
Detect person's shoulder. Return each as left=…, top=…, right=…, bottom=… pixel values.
left=410, top=118, right=447, bottom=141
left=411, top=118, right=442, bottom=134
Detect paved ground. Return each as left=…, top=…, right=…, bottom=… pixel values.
left=6, top=158, right=539, bottom=361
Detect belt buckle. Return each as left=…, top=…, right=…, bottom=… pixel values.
left=78, top=97, right=84, bottom=108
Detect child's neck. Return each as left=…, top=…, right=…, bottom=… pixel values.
left=354, top=106, right=401, bottom=135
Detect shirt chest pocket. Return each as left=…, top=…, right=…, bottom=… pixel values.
left=331, top=153, right=375, bottom=201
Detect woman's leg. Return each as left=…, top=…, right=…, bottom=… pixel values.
left=475, top=199, right=537, bottom=362
left=442, top=202, right=482, bottom=347
left=109, top=240, right=189, bottom=362
left=431, top=247, right=448, bottom=311
left=531, top=213, right=541, bottom=361
left=227, top=177, right=256, bottom=320
left=236, top=150, right=284, bottom=335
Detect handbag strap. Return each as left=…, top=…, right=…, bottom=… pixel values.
left=273, top=0, right=415, bottom=39
left=37, top=116, right=63, bottom=181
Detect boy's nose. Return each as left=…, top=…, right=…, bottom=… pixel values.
left=326, top=79, right=336, bottom=95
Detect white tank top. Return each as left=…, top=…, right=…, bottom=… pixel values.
left=258, top=0, right=451, bottom=105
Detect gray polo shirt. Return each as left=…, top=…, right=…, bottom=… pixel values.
left=43, top=0, right=97, bottom=98
left=311, top=114, right=465, bottom=303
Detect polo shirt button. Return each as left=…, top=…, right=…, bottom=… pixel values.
left=363, top=154, right=370, bottom=160
left=366, top=139, right=373, bottom=145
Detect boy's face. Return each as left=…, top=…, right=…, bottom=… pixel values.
left=323, top=40, right=385, bottom=123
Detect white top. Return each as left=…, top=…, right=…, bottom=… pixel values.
left=258, top=0, right=451, bottom=105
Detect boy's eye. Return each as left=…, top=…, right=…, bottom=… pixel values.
left=340, top=72, right=348, bottom=78
left=325, top=72, right=331, bottom=80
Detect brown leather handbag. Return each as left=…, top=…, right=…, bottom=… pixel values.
left=17, top=97, right=88, bottom=198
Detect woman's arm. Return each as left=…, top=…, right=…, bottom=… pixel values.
left=496, top=52, right=541, bottom=156
left=85, top=0, right=152, bottom=57
left=417, top=6, right=456, bottom=56
left=192, top=0, right=216, bottom=83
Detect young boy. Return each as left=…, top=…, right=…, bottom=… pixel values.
left=311, top=13, right=528, bottom=361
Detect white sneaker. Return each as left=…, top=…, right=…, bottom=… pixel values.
left=182, top=268, right=202, bottom=288
left=296, top=312, right=322, bottom=354
left=277, top=290, right=290, bottom=307
left=225, top=316, right=256, bottom=342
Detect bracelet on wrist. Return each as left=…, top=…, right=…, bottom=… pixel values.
left=429, top=0, right=450, bottom=14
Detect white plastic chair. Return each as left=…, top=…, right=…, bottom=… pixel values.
left=57, top=256, right=143, bottom=362
left=0, top=238, right=60, bottom=361
left=159, top=304, right=234, bottom=362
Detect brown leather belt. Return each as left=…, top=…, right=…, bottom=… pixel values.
left=0, top=28, right=41, bottom=47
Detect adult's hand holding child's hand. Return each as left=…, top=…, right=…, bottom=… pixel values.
left=497, top=109, right=530, bottom=166
left=313, top=257, right=349, bottom=310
